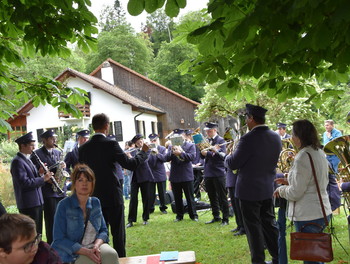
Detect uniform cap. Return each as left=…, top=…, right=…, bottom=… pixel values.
left=107, top=134, right=116, bottom=140
left=245, top=104, right=268, bottom=118
left=173, top=128, right=184, bottom=134
left=131, top=134, right=143, bottom=143
left=203, top=122, right=218, bottom=130
left=40, top=129, right=57, bottom=138
left=148, top=133, right=159, bottom=140
left=15, top=132, right=35, bottom=144
left=184, top=129, right=193, bottom=135
left=276, top=123, right=287, bottom=129
left=77, top=129, right=90, bottom=138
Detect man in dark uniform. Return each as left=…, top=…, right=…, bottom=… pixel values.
left=64, top=129, right=90, bottom=173
left=148, top=133, right=168, bottom=214
left=11, top=132, right=52, bottom=234
left=225, top=104, right=281, bottom=264
left=162, top=129, right=198, bottom=222
left=126, top=134, right=154, bottom=227
left=201, top=122, right=230, bottom=226
left=276, top=123, right=290, bottom=139
left=31, top=129, right=65, bottom=244
left=79, top=113, right=149, bottom=257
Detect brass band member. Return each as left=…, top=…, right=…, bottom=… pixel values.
left=11, top=132, right=52, bottom=235
left=201, top=122, right=230, bottom=226
left=31, top=129, right=65, bottom=244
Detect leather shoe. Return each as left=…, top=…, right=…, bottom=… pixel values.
left=231, top=227, right=239, bottom=232
left=220, top=221, right=229, bottom=226
left=174, top=218, right=183, bottom=222
left=192, top=217, right=199, bottom=222
left=161, top=210, right=167, bottom=214
left=143, top=221, right=148, bottom=225
left=126, top=222, right=133, bottom=228
left=205, top=218, right=221, bottom=224
left=265, top=261, right=272, bottom=264
left=233, top=229, right=246, bottom=236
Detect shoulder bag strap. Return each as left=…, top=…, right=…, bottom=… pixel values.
left=80, top=206, right=91, bottom=244
left=306, top=152, right=329, bottom=226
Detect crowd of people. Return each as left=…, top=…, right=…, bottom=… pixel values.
left=0, top=105, right=348, bottom=264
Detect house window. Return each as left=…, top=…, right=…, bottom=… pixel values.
left=136, top=120, right=145, bottom=137
left=157, top=122, right=163, bottom=138
left=36, top=128, right=44, bottom=143
left=114, top=121, right=123, bottom=142
left=151, top=121, right=158, bottom=134
left=108, top=122, right=114, bottom=135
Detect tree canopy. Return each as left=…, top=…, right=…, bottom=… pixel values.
left=0, top=0, right=98, bottom=132
left=129, top=0, right=350, bottom=106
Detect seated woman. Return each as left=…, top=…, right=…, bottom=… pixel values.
left=0, top=213, right=62, bottom=264
left=52, top=164, right=119, bottom=264
left=274, top=120, right=332, bottom=264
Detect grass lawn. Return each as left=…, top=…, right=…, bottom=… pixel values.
left=124, top=198, right=350, bottom=264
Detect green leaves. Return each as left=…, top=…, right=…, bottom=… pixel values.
left=127, top=0, right=187, bottom=17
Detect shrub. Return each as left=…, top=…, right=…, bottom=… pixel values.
left=0, top=140, right=17, bottom=163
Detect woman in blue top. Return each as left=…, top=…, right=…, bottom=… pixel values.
left=52, top=164, right=119, bottom=264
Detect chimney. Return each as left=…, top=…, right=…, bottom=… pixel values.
left=101, top=61, right=114, bottom=85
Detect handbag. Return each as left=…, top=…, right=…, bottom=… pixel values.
left=289, top=152, right=333, bottom=262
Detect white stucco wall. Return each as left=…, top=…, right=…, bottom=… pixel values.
left=26, top=76, right=158, bottom=147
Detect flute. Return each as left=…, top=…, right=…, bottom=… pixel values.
left=201, top=141, right=233, bottom=151
left=31, top=151, right=64, bottom=195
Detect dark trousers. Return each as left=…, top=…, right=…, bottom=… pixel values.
left=149, top=181, right=168, bottom=212
left=128, top=181, right=150, bottom=222
left=171, top=181, right=197, bottom=220
left=19, top=206, right=43, bottom=235
left=204, top=176, right=229, bottom=222
left=43, top=197, right=62, bottom=244
left=228, top=187, right=244, bottom=231
left=240, top=198, right=279, bottom=264
left=193, top=169, right=203, bottom=199
left=102, top=186, right=126, bottom=258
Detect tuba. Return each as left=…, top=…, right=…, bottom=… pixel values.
left=277, top=138, right=298, bottom=173
left=323, top=135, right=350, bottom=211
left=53, top=144, right=70, bottom=194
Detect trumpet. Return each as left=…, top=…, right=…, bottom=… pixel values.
left=31, top=151, right=64, bottom=195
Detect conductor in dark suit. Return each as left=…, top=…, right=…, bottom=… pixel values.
left=201, top=122, right=230, bottom=226
left=64, top=129, right=90, bottom=173
left=79, top=113, right=149, bottom=257
left=31, top=129, right=65, bottom=244
left=11, top=132, right=52, bottom=234
left=225, top=104, right=281, bottom=264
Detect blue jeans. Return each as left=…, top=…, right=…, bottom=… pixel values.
left=123, top=171, right=131, bottom=199
left=326, top=155, right=340, bottom=173
left=293, top=215, right=331, bottom=264
left=277, top=207, right=287, bottom=264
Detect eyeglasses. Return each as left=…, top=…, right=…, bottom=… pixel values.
left=19, top=233, right=41, bottom=253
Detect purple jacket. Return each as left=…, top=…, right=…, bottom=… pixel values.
left=148, top=145, right=167, bottom=182
left=225, top=126, right=281, bottom=201
left=131, top=150, right=154, bottom=183
left=201, top=135, right=226, bottom=178
left=162, top=141, right=196, bottom=183
left=11, top=152, right=45, bottom=209
left=31, top=147, right=66, bottom=198
left=226, top=168, right=237, bottom=189
left=342, top=182, right=350, bottom=192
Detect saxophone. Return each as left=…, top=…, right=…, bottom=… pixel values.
left=52, top=144, right=70, bottom=194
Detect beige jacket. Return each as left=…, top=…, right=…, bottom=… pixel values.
left=277, top=146, right=332, bottom=221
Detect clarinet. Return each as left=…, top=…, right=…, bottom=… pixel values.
left=31, top=151, right=64, bottom=195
